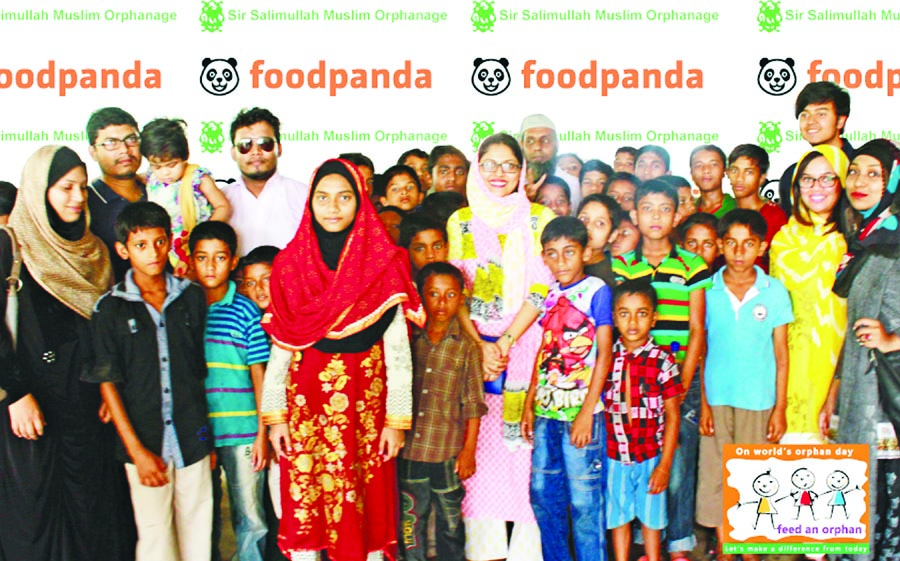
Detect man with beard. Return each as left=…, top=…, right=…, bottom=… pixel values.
left=87, top=107, right=147, bottom=281
left=519, top=114, right=581, bottom=208
left=224, top=107, right=307, bottom=256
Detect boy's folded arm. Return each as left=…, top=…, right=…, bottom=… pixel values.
left=384, top=305, right=413, bottom=430
left=261, top=343, right=291, bottom=425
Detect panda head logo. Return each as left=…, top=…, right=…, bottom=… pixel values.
left=472, top=58, right=510, bottom=96
left=200, top=58, right=239, bottom=96
left=758, top=57, right=796, bottom=96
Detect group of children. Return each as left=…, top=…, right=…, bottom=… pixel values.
left=0, top=104, right=810, bottom=561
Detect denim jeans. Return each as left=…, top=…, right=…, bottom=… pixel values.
left=398, top=457, right=466, bottom=561
left=666, top=378, right=700, bottom=553
left=214, top=444, right=267, bottom=561
left=530, top=414, right=607, bottom=561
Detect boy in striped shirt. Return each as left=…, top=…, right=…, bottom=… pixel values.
left=612, top=178, right=711, bottom=561
left=191, top=222, right=270, bottom=561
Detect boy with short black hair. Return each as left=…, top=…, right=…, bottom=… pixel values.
left=612, top=178, right=711, bottom=559
left=678, top=212, right=720, bottom=271
left=190, top=221, right=271, bottom=561
left=399, top=262, right=487, bottom=561
left=691, top=144, right=734, bottom=218
left=398, top=213, right=449, bottom=275
left=777, top=82, right=854, bottom=213
left=421, top=191, right=466, bottom=226
left=696, top=209, right=792, bottom=561
left=658, top=175, right=696, bottom=220
left=604, top=280, right=683, bottom=561
left=727, top=144, right=788, bottom=261
left=522, top=215, right=614, bottom=561
left=613, top=146, right=637, bottom=174
left=634, top=145, right=671, bottom=183
left=239, top=245, right=279, bottom=311
left=86, top=201, right=213, bottom=561
left=576, top=193, right=623, bottom=288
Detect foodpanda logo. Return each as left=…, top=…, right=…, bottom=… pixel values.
left=471, top=58, right=510, bottom=96
left=757, top=57, right=796, bottom=96
left=200, top=57, right=239, bottom=96
left=808, top=60, right=900, bottom=96
left=520, top=60, right=703, bottom=96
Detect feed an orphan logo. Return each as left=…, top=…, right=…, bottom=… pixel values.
left=758, top=58, right=796, bottom=96
left=758, top=0, right=782, bottom=32
left=757, top=121, right=783, bottom=154
left=200, top=0, right=224, bottom=32
left=200, top=58, right=239, bottom=96
left=199, top=121, right=226, bottom=153
left=472, top=0, right=496, bottom=32
left=472, top=58, right=510, bottom=96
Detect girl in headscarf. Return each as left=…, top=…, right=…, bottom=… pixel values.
left=0, top=145, right=114, bottom=560
left=446, top=133, right=555, bottom=561
left=821, top=139, right=900, bottom=560
left=770, top=145, right=849, bottom=444
left=261, top=159, right=424, bottom=561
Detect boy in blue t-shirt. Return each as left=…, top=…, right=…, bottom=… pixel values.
left=191, top=222, right=271, bottom=561
left=696, top=209, right=792, bottom=561
left=522, top=216, right=613, bottom=561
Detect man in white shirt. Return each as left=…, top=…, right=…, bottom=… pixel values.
left=224, top=107, right=307, bottom=256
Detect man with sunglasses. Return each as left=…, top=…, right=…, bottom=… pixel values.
left=86, top=106, right=147, bottom=281
left=223, top=107, right=307, bottom=256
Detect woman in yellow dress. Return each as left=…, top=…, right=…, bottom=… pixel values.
left=769, top=145, right=849, bottom=443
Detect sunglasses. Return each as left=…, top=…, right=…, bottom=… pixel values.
left=235, top=136, right=276, bottom=154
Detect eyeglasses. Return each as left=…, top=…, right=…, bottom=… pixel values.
left=235, top=136, right=276, bottom=154
left=479, top=160, right=521, bottom=174
left=95, top=134, right=140, bottom=151
left=799, top=174, right=838, bottom=189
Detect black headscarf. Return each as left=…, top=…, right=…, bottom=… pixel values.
left=309, top=159, right=361, bottom=271
left=44, top=146, right=87, bottom=242
left=833, top=139, right=900, bottom=297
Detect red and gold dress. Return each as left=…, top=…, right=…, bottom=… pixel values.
left=261, top=159, right=424, bottom=561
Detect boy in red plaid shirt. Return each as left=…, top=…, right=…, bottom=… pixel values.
left=604, top=280, right=683, bottom=561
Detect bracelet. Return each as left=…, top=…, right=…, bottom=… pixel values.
left=501, top=332, right=516, bottom=347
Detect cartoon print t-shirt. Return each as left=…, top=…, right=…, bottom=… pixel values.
left=534, top=276, right=612, bottom=421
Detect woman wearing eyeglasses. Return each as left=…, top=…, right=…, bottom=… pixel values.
left=769, top=146, right=849, bottom=446
left=446, top=133, right=555, bottom=561
left=821, top=139, right=900, bottom=560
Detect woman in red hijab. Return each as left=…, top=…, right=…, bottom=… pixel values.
left=261, top=159, right=424, bottom=561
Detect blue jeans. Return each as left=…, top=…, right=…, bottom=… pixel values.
left=398, top=457, right=466, bottom=561
left=666, top=379, right=700, bottom=553
left=530, top=414, right=607, bottom=561
left=214, top=444, right=267, bottom=561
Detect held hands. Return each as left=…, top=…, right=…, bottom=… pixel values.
left=379, top=427, right=405, bottom=460
left=133, top=447, right=169, bottom=487
left=481, top=341, right=508, bottom=382
left=269, top=422, right=292, bottom=460
left=9, top=394, right=45, bottom=440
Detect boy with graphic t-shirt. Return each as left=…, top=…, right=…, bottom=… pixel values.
left=522, top=216, right=614, bottom=561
